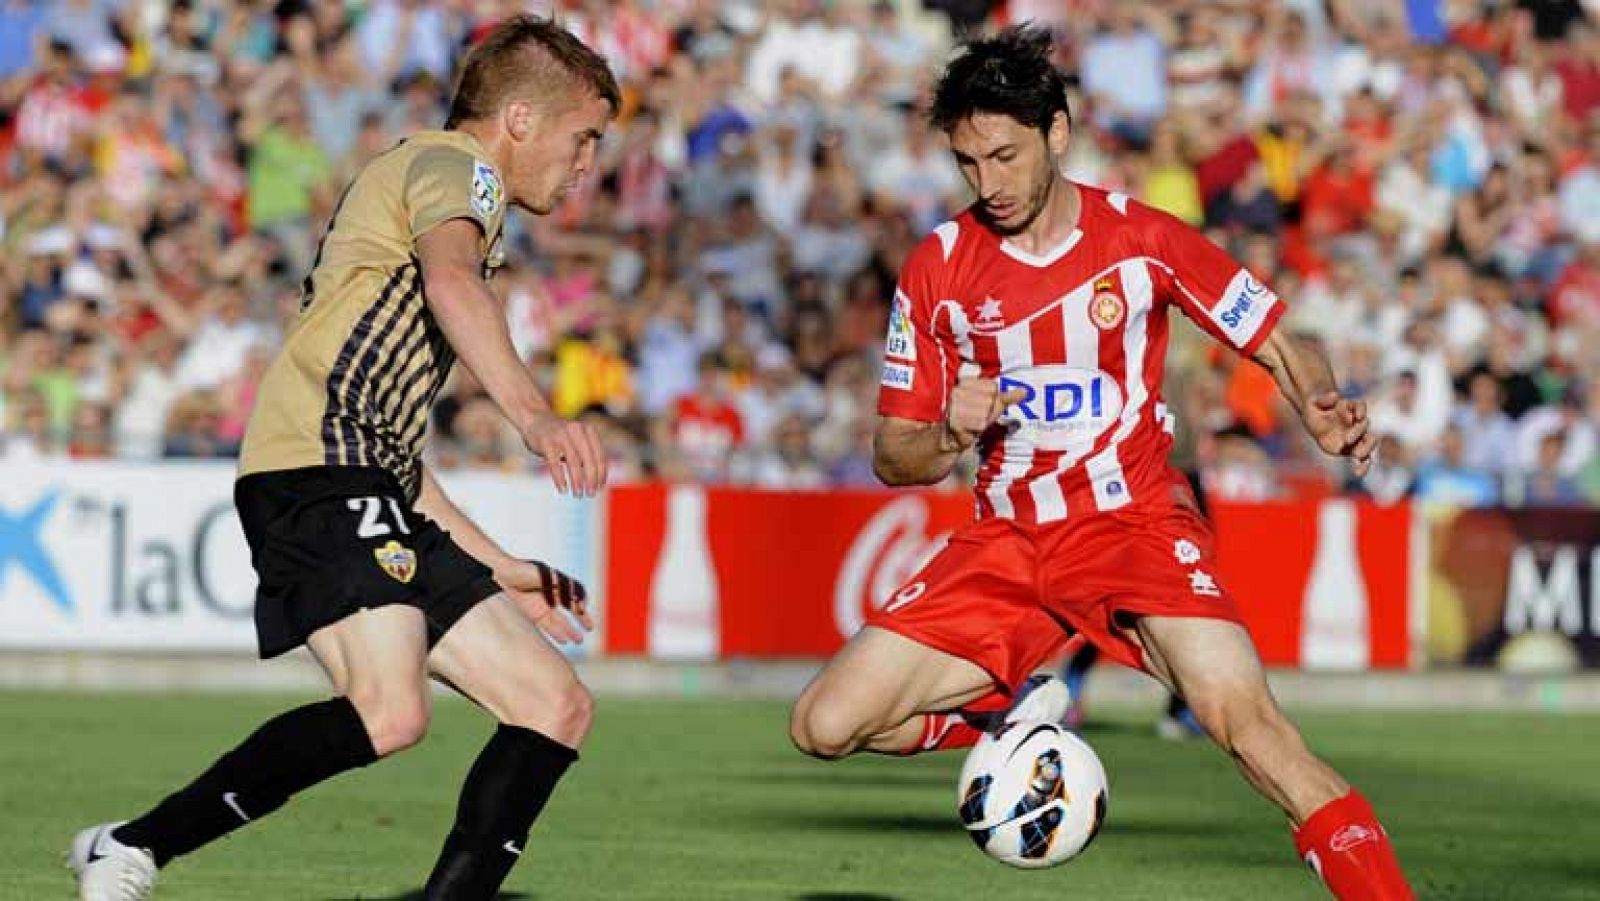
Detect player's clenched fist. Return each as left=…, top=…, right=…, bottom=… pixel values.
left=942, top=377, right=1028, bottom=451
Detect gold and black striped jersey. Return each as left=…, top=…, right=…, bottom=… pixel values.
left=239, top=130, right=507, bottom=499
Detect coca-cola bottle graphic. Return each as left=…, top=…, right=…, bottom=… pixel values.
left=1299, top=500, right=1371, bottom=669
left=646, top=485, right=720, bottom=660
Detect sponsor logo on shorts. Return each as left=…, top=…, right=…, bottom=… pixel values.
left=884, top=581, right=927, bottom=613
left=1188, top=570, right=1220, bottom=597
left=375, top=540, right=418, bottom=584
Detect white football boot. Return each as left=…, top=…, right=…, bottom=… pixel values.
left=67, top=822, right=157, bottom=901
left=1002, top=673, right=1073, bottom=726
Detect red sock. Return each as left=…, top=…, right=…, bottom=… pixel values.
left=898, top=713, right=984, bottom=755
left=1292, top=790, right=1414, bottom=900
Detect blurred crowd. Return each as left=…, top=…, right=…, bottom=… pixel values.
left=0, top=0, right=1596, bottom=507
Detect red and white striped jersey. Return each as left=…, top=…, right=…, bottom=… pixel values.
left=877, top=184, right=1285, bottom=524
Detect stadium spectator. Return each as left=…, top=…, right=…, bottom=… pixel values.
left=0, top=0, right=1591, bottom=509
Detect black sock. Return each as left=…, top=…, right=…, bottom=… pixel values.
left=423, top=725, right=577, bottom=900
left=114, top=697, right=377, bottom=866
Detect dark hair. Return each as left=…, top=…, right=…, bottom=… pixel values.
left=446, top=14, right=620, bottom=128
left=929, top=24, right=1072, bottom=136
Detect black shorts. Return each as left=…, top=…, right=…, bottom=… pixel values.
left=236, top=466, right=501, bottom=659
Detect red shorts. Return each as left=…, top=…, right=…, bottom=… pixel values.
left=865, top=490, right=1242, bottom=696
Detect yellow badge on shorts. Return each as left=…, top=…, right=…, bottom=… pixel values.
left=375, top=540, right=418, bottom=584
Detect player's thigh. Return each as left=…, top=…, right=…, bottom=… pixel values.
left=426, top=592, right=592, bottom=748
left=1129, top=615, right=1277, bottom=736
left=305, top=604, right=432, bottom=754
left=794, top=626, right=995, bottom=737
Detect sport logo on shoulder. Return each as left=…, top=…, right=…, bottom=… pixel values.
left=471, top=159, right=503, bottom=219
left=374, top=540, right=418, bottom=584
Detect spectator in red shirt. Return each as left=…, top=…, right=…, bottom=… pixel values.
left=662, top=352, right=745, bottom=483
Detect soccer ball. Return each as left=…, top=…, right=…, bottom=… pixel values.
left=956, top=720, right=1109, bottom=869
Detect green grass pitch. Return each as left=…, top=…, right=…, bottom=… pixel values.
left=3, top=692, right=1597, bottom=899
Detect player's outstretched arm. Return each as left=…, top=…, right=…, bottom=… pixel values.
left=415, top=466, right=592, bottom=643
left=1252, top=326, right=1379, bottom=477
left=416, top=218, right=607, bottom=496
left=873, top=378, right=1026, bottom=486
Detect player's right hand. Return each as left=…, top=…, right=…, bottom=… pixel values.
left=943, top=378, right=1028, bottom=451
left=495, top=558, right=592, bottom=644
left=521, top=411, right=608, bottom=497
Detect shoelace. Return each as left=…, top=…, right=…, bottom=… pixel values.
left=113, top=857, right=155, bottom=899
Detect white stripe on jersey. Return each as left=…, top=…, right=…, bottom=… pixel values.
left=934, top=221, right=961, bottom=261
left=987, top=320, right=1034, bottom=518
left=1084, top=260, right=1154, bottom=511
left=937, top=300, right=980, bottom=380
left=1028, top=280, right=1100, bottom=522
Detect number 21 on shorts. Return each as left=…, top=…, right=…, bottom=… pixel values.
left=346, top=496, right=411, bottom=538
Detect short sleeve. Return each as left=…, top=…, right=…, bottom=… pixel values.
left=404, top=146, right=505, bottom=243
left=1151, top=208, right=1285, bottom=356
left=877, top=241, right=958, bottom=422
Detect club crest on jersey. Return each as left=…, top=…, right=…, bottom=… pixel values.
left=471, top=159, right=503, bottom=219
left=374, top=540, right=417, bottom=584
left=1091, top=278, right=1125, bottom=330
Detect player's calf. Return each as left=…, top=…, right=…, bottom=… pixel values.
left=1186, top=688, right=1413, bottom=899
left=91, top=697, right=379, bottom=873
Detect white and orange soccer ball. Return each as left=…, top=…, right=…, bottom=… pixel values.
left=957, top=720, right=1109, bottom=869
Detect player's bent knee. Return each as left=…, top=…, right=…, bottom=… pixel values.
left=499, top=677, right=594, bottom=748
left=345, top=689, right=431, bottom=757
left=790, top=701, right=867, bottom=760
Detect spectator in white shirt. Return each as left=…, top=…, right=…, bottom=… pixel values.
left=172, top=283, right=272, bottom=391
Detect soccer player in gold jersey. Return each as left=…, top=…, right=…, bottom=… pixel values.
left=69, top=16, right=616, bottom=900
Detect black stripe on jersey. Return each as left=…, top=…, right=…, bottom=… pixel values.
left=341, top=270, right=418, bottom=467
left=376, top=297, right=448, bottom=433
left=320, top=266, right=407, bottom=466
left=391, top=308, right=455, bottom=457
left=397, top=462, right=422, bottom=502
left=376, top=334, right=437, bottom=440
left=368, top=304, right=430, bottom=427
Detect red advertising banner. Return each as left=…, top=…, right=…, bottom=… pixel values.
left=1211, top=499, right=1412, bottom=669
left=606, top=485, right=974, bottom=657
left=604, top=487, right=1413, bottom=669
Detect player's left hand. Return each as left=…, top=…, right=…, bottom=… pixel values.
left=497, top=558, right=593, bottom=645
left=1303, top=391, right=1378, bottom=477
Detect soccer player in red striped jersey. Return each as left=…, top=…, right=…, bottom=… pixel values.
left=790, top=26, right=1412, bottom=900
